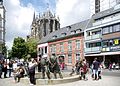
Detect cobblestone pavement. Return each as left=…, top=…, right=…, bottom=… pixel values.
left=0, top=75, right=120, bottom=86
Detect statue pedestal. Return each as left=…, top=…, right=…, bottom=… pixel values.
left=21, top=72, right=80, bottom=85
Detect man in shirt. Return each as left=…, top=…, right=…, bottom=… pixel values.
left=92, top=58, right=100, bottom=80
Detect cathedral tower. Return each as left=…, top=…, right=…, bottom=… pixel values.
left=30, top=9, right=60, bottom=41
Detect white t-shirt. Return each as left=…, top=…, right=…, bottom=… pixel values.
left=13, top=63, right=17, bottom=70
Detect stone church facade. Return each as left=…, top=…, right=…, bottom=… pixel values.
left=28, top=9, right=60, bottom=41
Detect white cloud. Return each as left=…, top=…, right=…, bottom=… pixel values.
left=56, top=0, right=91, bottom=27
left=4, top=0, right=91, bottom=49
left=4, top=0, right=35, bottom=49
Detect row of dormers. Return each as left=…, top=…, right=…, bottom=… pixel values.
left=52, top=29, right=82, bottom=39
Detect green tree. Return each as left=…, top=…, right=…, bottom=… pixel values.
left=2, top=44, right=7, bottom=57
left=7, top=50, right=12, bottom=59
left=11, top=37, right=28, bottom=59
left=26, top=37, right=37, bottom=59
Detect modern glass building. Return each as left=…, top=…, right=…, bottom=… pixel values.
left=85, top=4, right=120, bottom=68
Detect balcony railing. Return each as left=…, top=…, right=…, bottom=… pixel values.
left=85, top=47, right=101, bottom=54
left=93, top=15, right=120, bottom=26
left=86, top=36, right=91, bottom=41
left=92, top=34, right=102, bottom=39
left=86, top=34, right=102, bottom=41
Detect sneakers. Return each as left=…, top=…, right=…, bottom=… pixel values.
left=30, top=83, right=36, bottom=85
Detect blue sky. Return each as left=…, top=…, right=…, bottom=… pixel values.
left=21, top=0, right=56, bottom=12
left=4, top=0, right=90, bottom=49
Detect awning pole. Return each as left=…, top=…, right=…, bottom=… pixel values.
left=103, top=55, right=106, bottom=68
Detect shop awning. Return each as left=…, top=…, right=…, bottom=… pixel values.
left=85, top=51, right=120, bottom=57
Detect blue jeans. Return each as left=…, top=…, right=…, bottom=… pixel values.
left=9, top=69, right=12, bottom=77
left=93, top=69, right=98, bottom=79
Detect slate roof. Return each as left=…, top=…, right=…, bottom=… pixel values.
left=86, top=4, right=120, bottom=28
left=39, top=5, right=120, bottom=44
left=39, top=19, right=90, bottom=44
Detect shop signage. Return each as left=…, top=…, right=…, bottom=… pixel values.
left=114, top=39, right=119, bottom=45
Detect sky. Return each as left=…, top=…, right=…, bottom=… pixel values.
left=3, top=0, right=91, bottom=49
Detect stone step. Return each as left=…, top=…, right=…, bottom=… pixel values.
left=21, top=72, right=80, bottom=85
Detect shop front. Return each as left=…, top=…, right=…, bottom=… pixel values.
left=85, top=51, right=120, bottom=68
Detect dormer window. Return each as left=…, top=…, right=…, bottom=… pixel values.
left=61, top=33, right=66, bottom=37
left=76, top=29, right=82, bottom=33
left=52, top=35, right=57, bottom=39
left=71, top=30, right=76, bottom=34
left=66, top=26, right=71, bottom=31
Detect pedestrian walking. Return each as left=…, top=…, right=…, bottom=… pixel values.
left=8, top=60, right=13, bottom=77
left=3, top=61, right=7, bottom=78
left=28, top=59, right=37, bottom=85
left=92, top=58, right=100, bottom=80
left=0, top=60, right=3, bottom=78
left=109, top=63, right=112, bottom=71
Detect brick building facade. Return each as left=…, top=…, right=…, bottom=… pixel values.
left=37, top=20, right=89, bottom=66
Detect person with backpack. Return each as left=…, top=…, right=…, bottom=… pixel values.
left=14, top=65, right=25, bottom=83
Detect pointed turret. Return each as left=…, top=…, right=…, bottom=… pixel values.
left=32, top=12, right=36, bottom=24
left=39, top=13, right=41, bottom=18
left=33, top=12, right=36, bottom=21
